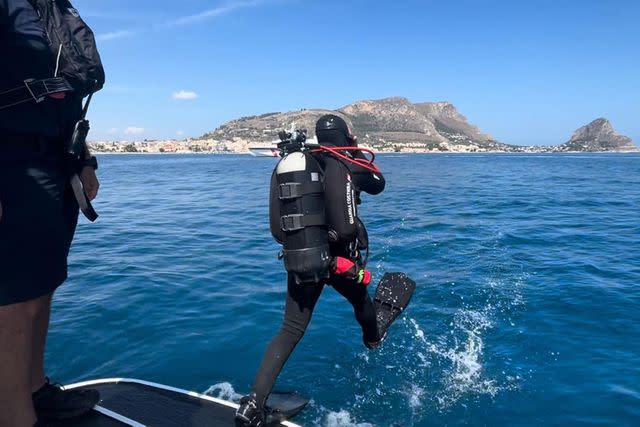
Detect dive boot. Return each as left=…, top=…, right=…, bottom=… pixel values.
left=235, top=393, right=266, bottom=427
left=32, top=378, right=100, bottom=421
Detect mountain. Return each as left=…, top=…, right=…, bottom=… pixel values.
left=194, top=98, right=637, bottom=153
left=339, top=97, right=517, bottom=152
left=200, top=97, right=521, bottom=153
left=558, top=118, right=637, bottom=152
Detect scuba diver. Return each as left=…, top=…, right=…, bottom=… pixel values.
left=235, top=114, right=402, bottom=427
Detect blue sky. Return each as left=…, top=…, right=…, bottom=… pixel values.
left=76, top=0, right=639, bottom=145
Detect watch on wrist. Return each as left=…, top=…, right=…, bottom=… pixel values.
left=84, top=156, right=98, bottom=170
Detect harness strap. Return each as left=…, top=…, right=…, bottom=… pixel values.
left=278, top=182, right=323, bottom=200
left=69, top=174, right=99, bottom=222
left=0, top=77, right=73, bottom=110
left=280, top=213, right=325, bottom=232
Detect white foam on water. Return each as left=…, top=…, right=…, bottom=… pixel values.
left=203, top=382, right=243, bottom=402
left=323, top=410, right=375, bottom=427
left=411, top=318, right=426, bottom=343
left=419, top=309, right=510, bottom=409
left=406, top=384, right=425, bottom=409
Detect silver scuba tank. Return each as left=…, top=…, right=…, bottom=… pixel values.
left=269, top=151, right=331, bottom=284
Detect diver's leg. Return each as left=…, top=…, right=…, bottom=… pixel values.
left=30, top=290, right=100, bottom=422
left=251, top=274, right=324, bottom=406
left=30, top=293, right=53, bottom=392
left=0, top=298, right=39, bottom=427
left=331, top=277, right=379, bottom=343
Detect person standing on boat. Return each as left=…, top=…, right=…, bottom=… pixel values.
left=235, top=115, right=386, bottom=427
left=0, top=0, right=104, bottom=425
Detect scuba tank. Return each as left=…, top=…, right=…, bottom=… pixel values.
left=269, top=131, right=331, bottom=284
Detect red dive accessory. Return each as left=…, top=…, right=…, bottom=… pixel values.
left=332, top=257, right=372, bottom=285
left=313, top=146, right=381, bottom=174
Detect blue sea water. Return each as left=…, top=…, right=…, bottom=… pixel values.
left=48, top=154, right=640, bottom=427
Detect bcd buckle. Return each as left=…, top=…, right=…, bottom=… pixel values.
left=278, top=183, right=302, bottom=199
left=281, top=214, right=304, bottom=231
left=23, top=79, right=46, bottom=103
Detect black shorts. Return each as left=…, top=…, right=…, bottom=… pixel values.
left=0, top=142, right=78, bottom=306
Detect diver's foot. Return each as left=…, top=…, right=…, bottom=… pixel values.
left=235, top=393, right=265, bottom=427
left=32, top=378, right=100, bottom=421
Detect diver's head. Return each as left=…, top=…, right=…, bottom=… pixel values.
left=315, top=114, right=357, bottom=147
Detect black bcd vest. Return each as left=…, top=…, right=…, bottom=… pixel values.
left=27, top=0, right=105, bottom=97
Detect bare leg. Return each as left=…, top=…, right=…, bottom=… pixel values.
left=31, top=293, right=53, bottom=393
left=0, top=298, right=39, bottom=427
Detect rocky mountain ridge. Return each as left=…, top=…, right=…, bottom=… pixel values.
left=200, top=97, right=520, bottom=153
left=195, top=97, right=636, bottom=153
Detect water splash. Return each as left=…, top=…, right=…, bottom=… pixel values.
left=406, top=384, right=425, bottom=409
left=430, top=310, right=500, bottom=408
left=203, top=382, right=243, bottom=402
left=322, top=410, right=375, bottom=427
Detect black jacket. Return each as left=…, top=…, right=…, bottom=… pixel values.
left=0, top=0, right=77, bottom=137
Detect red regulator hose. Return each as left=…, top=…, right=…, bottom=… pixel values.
left=312, top=146, right=381, bottom=174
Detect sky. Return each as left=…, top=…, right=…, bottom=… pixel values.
left=75, top=0, right=639, bottom=146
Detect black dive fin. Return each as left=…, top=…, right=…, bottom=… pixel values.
left=374, top=272, right=417, bottom=339
left=265, top=391, right=309, bottom=425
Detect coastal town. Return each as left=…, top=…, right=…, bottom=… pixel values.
left=88, top=137, right=566, bottom=154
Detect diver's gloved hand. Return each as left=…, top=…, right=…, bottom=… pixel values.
left=332, top=257, right=371, bottom=285
left=349, top=165, right=385, bottom=195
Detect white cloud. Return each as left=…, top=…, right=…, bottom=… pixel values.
left=176, top=130, right=185, bottom=136
left=168, top=1, right=260, bottom=26
left=97, top=30, right=134, bottom=41
left=107, top=127, right=119, bottom=134
left=124, top=127, right=145, bottom=135
left=95, top=1, right=263, bottom=44
left=173, top=90, right=198, bottom=100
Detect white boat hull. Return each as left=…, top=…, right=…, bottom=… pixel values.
left=249, top=147, right=280, bottom=157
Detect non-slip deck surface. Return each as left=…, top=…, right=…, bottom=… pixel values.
left=68, top=382, right=294, bottom=427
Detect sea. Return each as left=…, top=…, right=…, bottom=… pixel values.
left=48, top=153, right=640, bottom=427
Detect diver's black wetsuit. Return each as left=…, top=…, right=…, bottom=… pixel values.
left=251, top=153, right=385, bottom=406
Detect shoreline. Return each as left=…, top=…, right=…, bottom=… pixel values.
left=90, top=150, right=640, bottom=156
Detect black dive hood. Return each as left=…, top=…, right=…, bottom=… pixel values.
left=315, top=114, right=356, bottom=147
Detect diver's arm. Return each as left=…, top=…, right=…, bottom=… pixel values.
left=359, top=170, right=385, bottom=195
left=348, top=162, right=386, bottom=195
left=345, top=150, right=385, bottom=195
